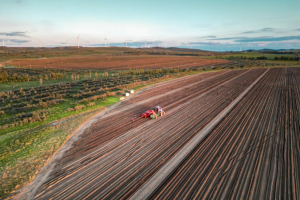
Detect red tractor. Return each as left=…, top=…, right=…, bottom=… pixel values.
left=142, top=106, right=165, bottom=119
left=141, top=110, right=156, bottom=118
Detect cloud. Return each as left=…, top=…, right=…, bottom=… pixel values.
left=241, top=27, right=275, bottom=34
left=235, top=36, right=300, bottom=42
left=184, top=41, right=221, bottom=46
left=203, top=36, right=217, bottom=38
left=241, top=31, right=256, bottom=34
left=257, top=43, right=268, bottom=47
left=0, top=31, right=28, bottom=37
left=261, top=27, right=274, bottom=32
left=296, top=29, right=300, bottom=31
left=90, top=41, right=160, bottom=47
left=9, top=39, right=31, bottom=43
left=212, top=37, right=247, bottom=40
left=212, top=36, right=300, bottom=42
left=194, top=36, right=217, bottom=39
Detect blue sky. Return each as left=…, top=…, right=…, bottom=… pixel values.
left=0, top=0, right=299, bottom=51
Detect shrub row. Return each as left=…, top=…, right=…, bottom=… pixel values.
left=1, top=109, right=50, bottom=130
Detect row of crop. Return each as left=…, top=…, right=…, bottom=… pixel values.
left=76, top=72, right=172, bottom=91
left=0, top=84, right=74, bottom=98
left=118, top=68, right=185, bottom=76
left=0, top=68, right=201, bottom=118
left=1, top=99, right=65, bottom=115
left=71, top=91, right=121, bottom=105
left=0, top=85, right=74, bottom=97
left=0, top=71, right=65, bottom=83
left=0, top=90, right=69, bottom=106
left=0, top=68, right=189, bottom=98
left=115, top=72, right=190, bottom=90
left=0, top=68, right=198, bottom=103
left=0, top=66, right=219, bottom=132
left=0, top=68, right=69, bottom=76
left=0, top=109, right=51, bottom=130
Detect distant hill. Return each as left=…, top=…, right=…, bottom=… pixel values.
left=0, top=46, right=220, bottom=53
left=167, top=47, right=214, bottom=53
left=247, top=48, right=300, bottom=53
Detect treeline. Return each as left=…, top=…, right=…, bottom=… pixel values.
left=257, top=56, right=268, bottom=60
left=227, top=55, right=298, bottom=61
left=261, top=51, right=298, bottom=54
left=0, top=109, right=50, bottom=130
left=228, top=56, right=269, bottom=60
left=274, top=56, right=298, bottom=61
left=0, top=71, right=64, bottom=83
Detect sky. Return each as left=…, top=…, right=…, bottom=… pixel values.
left=0, top=0, right=299, bottom=51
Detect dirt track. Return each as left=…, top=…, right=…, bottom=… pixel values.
left=11, top=56, right=231, bottom=70
left=18, top=68, right=300, bottom=200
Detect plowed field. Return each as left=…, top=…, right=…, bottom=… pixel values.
left=18, top=68, right=300, bottom=200
left=11, top=56, right=231, bottom=70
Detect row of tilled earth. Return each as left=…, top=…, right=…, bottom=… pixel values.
left=11, top=57, right=231, bottom=70
left=28, top=68, right=269, bottom=199
left=150, top=67, right=300, bottom=200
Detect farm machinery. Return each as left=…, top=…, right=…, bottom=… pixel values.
left=141, top=106, right=165, bottom=119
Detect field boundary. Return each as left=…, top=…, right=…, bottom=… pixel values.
left=130, top=68, right=270, bottom=200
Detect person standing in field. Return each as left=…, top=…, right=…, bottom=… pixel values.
left=132, top=115, right=136, bottom=123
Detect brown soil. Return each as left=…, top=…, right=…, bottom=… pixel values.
left=11, top=56, right=231, bottom=70
left=19, top=68, right=273, bottom=199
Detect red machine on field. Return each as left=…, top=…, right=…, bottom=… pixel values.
left=142, top=106, right=165, bottom=119
left=141, top=110, right=156, bottom=118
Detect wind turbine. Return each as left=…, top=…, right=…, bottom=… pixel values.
left=240, top=43, right=243, bottom=52
left=158, top=41, right=160, bottom=47
left=2, top=39, right=5, bottom=46
left=105, top=37, right=107, bottom=47
left=38, top=38, right=41, bottom=47
left=86, top=41, right=89, bottom=47
left=77, top=34, right=80, bottom=48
